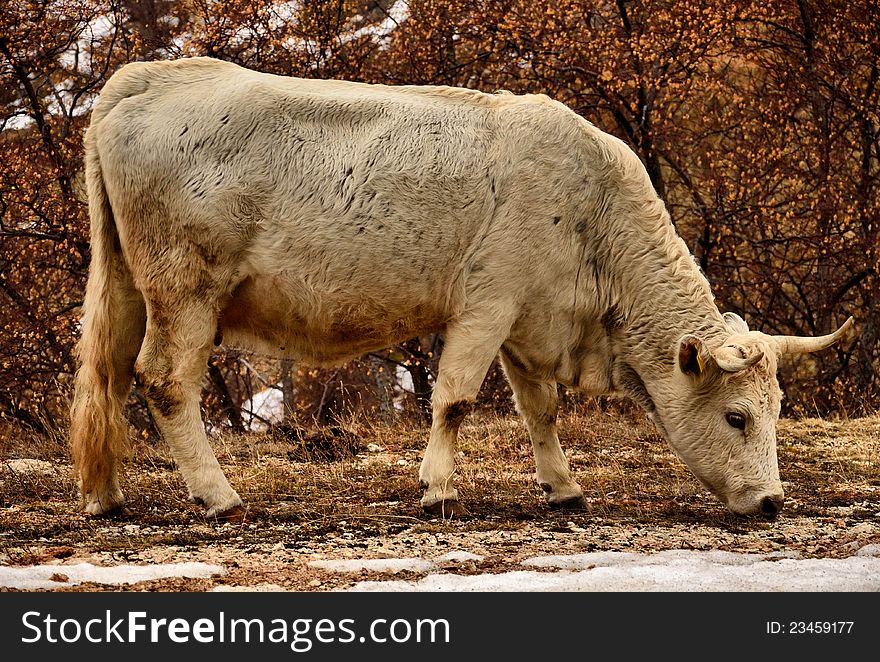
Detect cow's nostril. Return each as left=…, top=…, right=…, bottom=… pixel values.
left=761, top=495, right=785, bottom=518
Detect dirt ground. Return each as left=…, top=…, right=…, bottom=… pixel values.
left=1, top=411, right=878, bottom=591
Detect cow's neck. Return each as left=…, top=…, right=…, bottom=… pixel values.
left=598, top=197, right=729, bottom=381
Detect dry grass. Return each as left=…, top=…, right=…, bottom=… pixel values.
left=1, top=409, right=878, bottom=589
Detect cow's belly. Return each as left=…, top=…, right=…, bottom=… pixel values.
left=503, top=304, right=614, bottom=393
left=218, top=274, right=447, bottom=364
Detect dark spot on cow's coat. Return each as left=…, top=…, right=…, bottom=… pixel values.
left=537, top=410, right=556, bottom=427
left=179, top=126, right=188, bottom=136
left=220, top=114, right=229, bottom=124
left=356, top=226, right=365, bottom=234
left=575, top=218, right=588, bottom=234
left=552, top=216, right=561, bottom=225
left=444, top=400, right=472, bottom=429
left=601, top=305, right=622, bottom=333
left=194, top=241, right=219, bottom=266
left=140, top=378, right=178, bottom=419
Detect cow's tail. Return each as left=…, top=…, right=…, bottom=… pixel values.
left=69, top=125, right=146, bottom=514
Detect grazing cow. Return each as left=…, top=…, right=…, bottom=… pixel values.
left=70, top=57, right=852, bottom=520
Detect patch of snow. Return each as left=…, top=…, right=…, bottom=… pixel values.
left=0, top=562, right=224, bottom=591
left=344, top=550, right=880, bottom=592
left=243, top=383, right=285, bottom=431
left=855, top=544, right=880, bottom=557
left=523, top=549, right=792, bottom=570
left=393, top=365, right=414, bottom=411
left=3, top=108, right=35, bottom=132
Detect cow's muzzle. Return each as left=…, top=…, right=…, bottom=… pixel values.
left=760, top=494, right=785, bottom=519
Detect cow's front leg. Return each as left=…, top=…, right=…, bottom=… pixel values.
left=499, top=355, right=586, bottom=509
left=137, top=298, right=243, bottom=518
left=419, top=316, right=512, bottom=518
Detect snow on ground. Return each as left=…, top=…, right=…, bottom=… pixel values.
left=345, top=548, right=880, bottom=592
left=242, top=383, right=285, bottom=431
left=0, top=562, right=224, bottom=591
left=4, top=548, right=879, bottom=592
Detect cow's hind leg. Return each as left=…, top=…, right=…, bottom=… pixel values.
left=499, top=355, right=586, bottom=509
left=419, top=316, right=512, bottom=518
left=136, top=297, right=242, bottom=518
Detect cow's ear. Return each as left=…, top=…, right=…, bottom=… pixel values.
left=678, top=335, right=705, bottom=378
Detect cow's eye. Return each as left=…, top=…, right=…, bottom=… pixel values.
left=725, top=412, right=746, bottom=430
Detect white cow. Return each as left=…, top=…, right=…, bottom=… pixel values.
left=70, top=57, right=852, bottom=520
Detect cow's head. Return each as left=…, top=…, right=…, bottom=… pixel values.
left=654, top=313, right=853, bottom=518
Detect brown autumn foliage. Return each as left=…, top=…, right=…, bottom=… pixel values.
left=0, top=0, right=877, bottom=442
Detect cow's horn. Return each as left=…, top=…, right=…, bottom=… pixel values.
left=713, top=346, right=764, bottom=373
left=773, top=317, right=854, bottom=356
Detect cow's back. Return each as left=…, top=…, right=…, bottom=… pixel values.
left=90, top=58, right=596, bottom=362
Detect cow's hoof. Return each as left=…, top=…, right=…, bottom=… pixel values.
left=210, top=505, right=247, bottom=523
left=423, top=499, right=466, bottom=519
left=549, top=495, right=589, bottom=511
left=83, top=485, right=125, bottom=516
left=83, top=503, right=126, bottom=518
